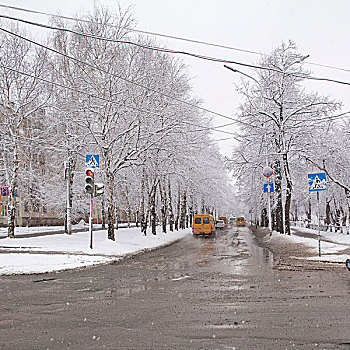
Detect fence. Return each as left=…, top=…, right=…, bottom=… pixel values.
left=290, top=221, right=350, bottom=235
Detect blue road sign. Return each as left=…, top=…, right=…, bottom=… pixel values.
left=0, top=187, right=8, bottom=196
left=263, top=182, right=274, bottom=193
left=85, top=154, right=100, bottom=168
left=0, top=187, right=18, bottom=197
left=308, top=172, right=327, bottom=192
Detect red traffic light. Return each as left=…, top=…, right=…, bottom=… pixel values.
left=86, top=169, right=94, bottom=177
left=85, top=168, right=95, bottom=194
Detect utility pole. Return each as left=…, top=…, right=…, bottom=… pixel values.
left=85, top=168, right=95, bottom=249
left=64, top=160, right=72, bottom=235
left=89, top=192, right=93, bottom=249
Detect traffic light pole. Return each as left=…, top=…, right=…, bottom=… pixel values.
left=89, top=193, right=93, bottom=249
left=64, top=161, right=72, bottom=235
left=66, top=168, right=72, bottom=235
left=84, top=166, right=103, bottom=249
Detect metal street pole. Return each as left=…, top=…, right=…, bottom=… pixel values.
left=268, top=192, right=272, bottom=232
left=317, top=191, right=321, bottom=257
left=89, top=193, right=93, bottom=249
left=65, top=161, right=72, bottom=235
left=224, top=64, right=274, bottom=231
left=265, top=149, right=272, bottom=233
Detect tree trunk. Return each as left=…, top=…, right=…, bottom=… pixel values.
left=135, top=210, right=139, bottom=228
left=125, top=186, right=131, bottom=228
left=325, top=197, right=331, bottom=226
left=333, top=198, right=341, bottom=231
left=150, top=182, right=157, bottom=235
left=306, top=200, right=312, bottom=228
left=7, top=144, right=19, bottom=238
left=168, top=180, right=174, bottom=232
left=180, top=190, right=187, bottom=229
left=101, top=200, right=106, bottom=229
left=283, top=154, right=293, bottom=235
left=345, top=190, right=350, bottom=233
left=273, top=159, right=284, bottom=233
left=115, top=206, right=119, bottom=230
left=140, top=174, right=147, bottom=235
left=107, top=204, right=115, bottom=240
left=175, top=184, right=181, bottom=231
left=261, top=207, right=268, bottom=227
left=159, top=180, right=167, bottom=234
left=106, top=167, right=115, bottom=240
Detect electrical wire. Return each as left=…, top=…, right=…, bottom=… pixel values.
left=1, top=3, right=350, bottom=74
left=0, top=64, right=236, bottom=147
left=0, top=14, right=284, bottom=73
left=0, top=26, right=244, bottom=127
left=2, top=14, right=350, bottom=88
left=0, top=10, right=349, bottom=143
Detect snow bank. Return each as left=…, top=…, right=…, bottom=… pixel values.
left=0, top=226, right=191, bottom=275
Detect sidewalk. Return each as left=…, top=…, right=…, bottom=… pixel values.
left=250, top=225, right=350, bottom=271
left=1, top=223, right=349, bottom=275
left=0, top=224, right=191, bottom=275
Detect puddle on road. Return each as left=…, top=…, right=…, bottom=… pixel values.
left=111, top=227, right=275, bottom=297
left=192, top=227, right=275, bottom=275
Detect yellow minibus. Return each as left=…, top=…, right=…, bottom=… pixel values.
left=192, top=214, right=216, bottom=236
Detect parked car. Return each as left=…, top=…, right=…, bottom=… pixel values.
left=229, top=217, right=236, bottom=224
left=216, top=219, right=225, bottom=229
left=218, top=216, right=228, bottom=228
left=346, top=257, right=350, bottom=271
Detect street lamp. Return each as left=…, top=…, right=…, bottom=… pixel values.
left=224, top=64, right=272, bottom=232
left=224, top=64, right=260, bottom=84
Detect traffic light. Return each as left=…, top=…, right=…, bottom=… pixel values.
left=94, top=183, right=104, bottom=197
left=85, top=168, right=94, bottom=194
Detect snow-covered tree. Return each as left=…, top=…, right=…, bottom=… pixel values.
left=229, top=41, right=340, bottom=234
left=0, top=23, right=50, bottom=237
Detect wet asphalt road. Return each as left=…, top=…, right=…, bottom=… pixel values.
left=1, top=226, right=350, bottom=349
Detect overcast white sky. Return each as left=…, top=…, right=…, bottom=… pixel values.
left=2, top=0, right=350, bottom=156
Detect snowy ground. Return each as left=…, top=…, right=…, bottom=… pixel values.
left=289, top=227, right=350, bottom=263
left=0, top=224, right=349, bottom=275
left=0, top=224, right=191, bottom=275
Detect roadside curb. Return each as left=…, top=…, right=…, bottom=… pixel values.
left=249, top=225, right=348, bottom=271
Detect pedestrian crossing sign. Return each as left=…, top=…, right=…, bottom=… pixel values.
left=308, top=172, right=327, bottom=192
left=85, top=154, right=100, bottom=168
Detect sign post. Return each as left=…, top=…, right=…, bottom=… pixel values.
left=85, top=155, right=100, bottom=249
left=308, top=172, right=327, bottom=257
left=263, top=166, right=274, bottom=232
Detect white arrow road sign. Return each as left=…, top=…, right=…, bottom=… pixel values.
left=263, top=182, right=274, bottom=193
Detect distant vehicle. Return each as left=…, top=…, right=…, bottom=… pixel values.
left=216, top=220, right=225, bottom=229
left=218, top=216, right=228, bottom=228
left=192, top=214, right=216, bottom=236
left=236, top=216, right=246, bottom=226
left=229, top=217, right=236, bottom=224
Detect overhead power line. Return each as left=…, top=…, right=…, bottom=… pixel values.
left=2, top=2, right=350, bottom=77
left=0, top=63, right=239, bottom=140
left=0, top=9, right=349, bottom=139
left=0, top=4, right=278, bottom=57
left=0, top=26, right=248, bottom=127
left=1, top=13, right=350, bottom=88
left=1, top=3, right=350, bottom=75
